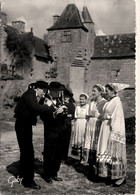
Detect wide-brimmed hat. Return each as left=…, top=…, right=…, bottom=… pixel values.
left=64, top=88, right=73, bottom=97
left=29, top=80, right=48, bottom=89
left=49, top=81, right=65, bottom=91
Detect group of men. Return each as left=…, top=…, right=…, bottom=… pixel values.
left=14, top=80, right=75, bottom=189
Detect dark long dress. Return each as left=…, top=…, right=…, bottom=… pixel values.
left=61, top=101, right=75, bottom=161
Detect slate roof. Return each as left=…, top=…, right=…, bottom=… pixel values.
left=4, top=25, right=19, bottom=34
left=33, top=36, right=52, bottom=61
left=82, top=6, right=94, bottom=24
left=92, top=33, right=135, bottom=58
left=4, top=25, right=52, bottom=61
left=47, top=4, right=88, bottom=31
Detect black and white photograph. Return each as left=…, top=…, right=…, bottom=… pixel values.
left=0, top=0, right=138, bottom=194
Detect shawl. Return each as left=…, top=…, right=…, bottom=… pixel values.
left=104, top=96, right=126, bottom=144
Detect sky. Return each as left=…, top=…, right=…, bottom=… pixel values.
left=1, top=0, right=136, bottom=39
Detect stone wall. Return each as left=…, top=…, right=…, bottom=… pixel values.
left=69, top=66, right=85, bottom=100
left=86, top=58, right=135, bottom=93
left=0, top=80, right=29, bottom=121
left=47, top=27, right=95, bottom=85
left=85, top=58, right=135, bottom=118
left=119, top=89, right=135, bottom=118
left=0, top=24, right=8, bottom=70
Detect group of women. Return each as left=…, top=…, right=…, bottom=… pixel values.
left=72, top=83, right=128, bottom=187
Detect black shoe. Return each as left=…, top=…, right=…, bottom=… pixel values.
left=22, top=180, right=41, bottom=189
left=52, top=176, right=63, bottom=181
left=43, top=176, right=53, bottom=184
left=105, top=178, right=113, bottom=186
left=74, top=160, right=81, bottom=166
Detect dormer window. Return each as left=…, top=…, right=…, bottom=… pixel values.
left=62, top=30, right=71, bottom=42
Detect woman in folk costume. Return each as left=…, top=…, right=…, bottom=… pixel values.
left=82, top=84, right=107, bottom=169
left=97, top=83, right=129, bottom=187
left=72, top=93, right=89, bottom=161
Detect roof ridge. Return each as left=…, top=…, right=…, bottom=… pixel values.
left=96, top=32, right=135, bottom=37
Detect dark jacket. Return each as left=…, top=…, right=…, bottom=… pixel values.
left=64, top=101, right=75, bottom=126
left=14, top=88, right=55, bottom=125
left=41, top=112, right=66, bottom=140
left=40, top=97, right=67, bottom=141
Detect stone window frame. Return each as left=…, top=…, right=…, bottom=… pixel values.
left=61, top=30, right=71, bottom=43
left=45, top=71, right=50, bottom=78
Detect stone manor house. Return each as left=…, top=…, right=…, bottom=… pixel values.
left=0, top=3, right=135, bottom=118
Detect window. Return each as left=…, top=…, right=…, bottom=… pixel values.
left=45, top=71, right=50, bottom=78
left=1, top=64, right=8, bottom=74
left=9, top=65, right=16, bottom=75
left=62, top=30, right=71, bottom=42
left=50, top=68, right=57, bottom=78
left=45, top=68, right=57, bottom=78
left=30, top=68, right=33, bottom=77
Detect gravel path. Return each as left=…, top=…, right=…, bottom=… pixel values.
left=0, top=122, right=135, bottom=195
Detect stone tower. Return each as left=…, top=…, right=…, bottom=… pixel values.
left=46, top=3, right=95, bottom=99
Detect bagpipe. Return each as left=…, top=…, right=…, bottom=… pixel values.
left=40, top=91, right=68, bottom=116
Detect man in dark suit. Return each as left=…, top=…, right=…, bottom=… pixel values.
left=14, top=80, right=56, bottom=189
left=40, top=82, right=67, bottom=184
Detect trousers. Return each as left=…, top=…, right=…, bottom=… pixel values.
left=43, top=138, right=63, bottom=178
left=15, top=118, right=34, bottom=184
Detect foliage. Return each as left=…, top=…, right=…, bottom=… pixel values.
left=5, top=29, right=35, bottom=68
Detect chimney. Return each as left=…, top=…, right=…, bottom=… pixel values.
left=53, top=15, right=59, bottom=24
left=0, top=11, right=7, bottom=25
left=12, top=21, right=25, bottom=32
left=30, top=27, right=33, bottom=33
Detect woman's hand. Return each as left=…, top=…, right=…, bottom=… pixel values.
left=56, top=105, right=67, bottom=114
left=67, top=114, right=72, bottom=118
left=86, top=115, right=90, bottom=120
left=100, top=114, right=111, bottom=120
left=90, top=110, right=99, bottom=118
left=44, top=99, right=52, bottom=106
left=104, top=114, right=111, bottom=120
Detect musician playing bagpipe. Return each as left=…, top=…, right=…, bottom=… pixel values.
left=40, top=81, right=67, bottom=184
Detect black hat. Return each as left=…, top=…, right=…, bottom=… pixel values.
left=64, top=88, right=73, bottom=97
left=49, top=82, right=65, bottom=91
left=29, top=80, right=48, bottom=89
